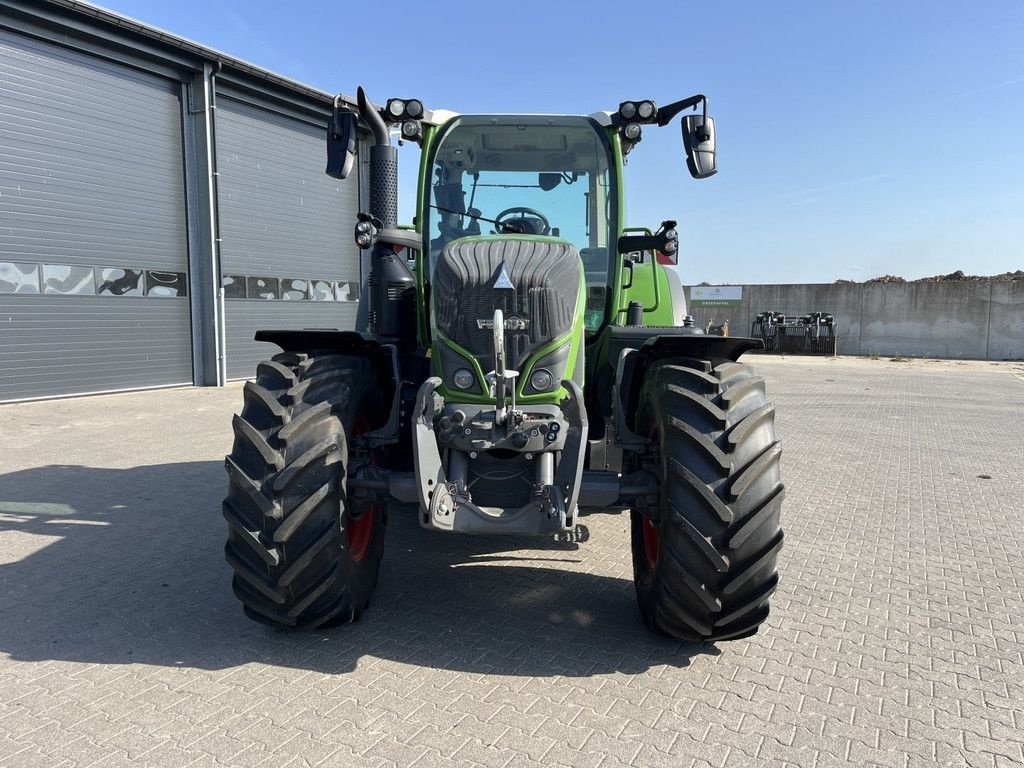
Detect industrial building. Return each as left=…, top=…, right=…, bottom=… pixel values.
left=0, top=0, right=366, bottom=401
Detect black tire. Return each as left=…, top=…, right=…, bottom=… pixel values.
left=223, top=351, right=387, bottom=629
left=631, top=358, right=784, bottom=642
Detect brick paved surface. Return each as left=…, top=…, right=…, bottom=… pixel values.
left=1, top=357, right=1022, bottom=768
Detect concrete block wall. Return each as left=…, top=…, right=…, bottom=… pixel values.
left=682, top=281, right=1024, bottom=360
left=989, top=282, right=1024, bottom=360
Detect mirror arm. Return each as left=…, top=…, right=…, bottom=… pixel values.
left=656, top=94, right=708, bottom=130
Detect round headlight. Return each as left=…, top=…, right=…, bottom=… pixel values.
left=529, top=369, right=554, bottom=392
left=637, top=100, right=656, bottom=120
left=401, top=121, right=420, bottom=139
left=405, top=99, right=424, bottom=118
left=355, top=220, right=371, bottom=234
left=355, top=232, right=372, bottom=248
left=452, top=368, right=475, bottom=390
left=387, top=99, right=405, bottom=118
left=623, top=123, right=642, bottom=141
left=619, top=101, right=637, bottom=120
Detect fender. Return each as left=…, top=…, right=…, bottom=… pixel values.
left=254, top=329, right=402, bottom=447
left=608, top=328, right=763, bottom=450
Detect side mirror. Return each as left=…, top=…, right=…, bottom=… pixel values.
left=681, top=114, right=716, bottom=179
left=326, top=109, right=357, bottom=179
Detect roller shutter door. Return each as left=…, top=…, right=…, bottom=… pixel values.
left=0, top=29, right=192, bottom=401
left=215, top=97, right=360, bottom=380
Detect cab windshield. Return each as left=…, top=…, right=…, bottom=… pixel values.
left=424, top=115, right=616, bottom=330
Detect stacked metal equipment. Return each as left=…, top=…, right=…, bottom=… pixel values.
left=751, top=311, right=836, bottom=355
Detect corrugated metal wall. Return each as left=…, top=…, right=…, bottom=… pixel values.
left=0, top=28, right=192, bottom=400
left=215, top=97, right=360, bottom=379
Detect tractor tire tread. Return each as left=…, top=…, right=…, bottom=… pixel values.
left=223, top=501, right=280, bottom=567
left=631, top=356, right=784, bottom=642
left=667, top=416, right=731, bottom=470
left=223, top=351, right=386, bottom=630
left=231, top=414, right=284, bottom=470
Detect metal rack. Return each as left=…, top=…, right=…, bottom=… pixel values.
left=751, top=311, right=837, bottom=355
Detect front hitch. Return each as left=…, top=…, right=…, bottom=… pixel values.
left=410, top=377, right=589, bottom=533
left=485, top=308, right=519, bottom=426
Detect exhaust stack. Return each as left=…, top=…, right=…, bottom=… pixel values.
left=355, top=87, right=414, bottom=344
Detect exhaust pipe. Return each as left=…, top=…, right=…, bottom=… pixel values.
left=356, top=86, right=389, bottom=146
left=354, top=87, right=412, bottom=343
left=357, top=87, right=398, bottom=230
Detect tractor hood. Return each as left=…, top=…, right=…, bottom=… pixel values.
left=432, top=236, right=585, bottom=400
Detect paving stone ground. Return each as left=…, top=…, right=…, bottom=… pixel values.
left=1, top=356, right=1022, bottom=768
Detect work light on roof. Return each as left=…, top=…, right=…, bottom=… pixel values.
left=386, top=99, right=405, bottom=118
left=405, top=99, right=424, bottom=119
left=385, top=98, right=426, bottom=123
left=400, top=121, right=423, bottom=144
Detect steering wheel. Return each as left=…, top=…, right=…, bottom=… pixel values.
left=494, top=207, right=551, bottom=235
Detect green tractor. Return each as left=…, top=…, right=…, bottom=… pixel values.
left=222, top=87, right=784, bottom=641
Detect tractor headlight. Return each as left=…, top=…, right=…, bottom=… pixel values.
left=623, top=123, right=642, bottom=141
left=618, top=101, right=637, bottom=120
left=637, top=100, right=656, bottom=120
left=452, top=369, right=475, bottom=390
left=529, top=369, right=554, bottom=392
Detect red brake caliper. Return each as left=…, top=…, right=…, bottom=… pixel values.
left=642, top=423, right=660, bottom=568
left=347, top=416, right=376, bottom=563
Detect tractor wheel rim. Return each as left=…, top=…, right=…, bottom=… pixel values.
left=642, top=422, right=660, bottom=568
left=347, top=505, right=375, bottom=563
left=348, top=415, right=376, bottom=563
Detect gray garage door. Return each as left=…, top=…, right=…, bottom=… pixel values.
left=215, top=97, right=360, bottom=380
left=0, top=29, right=192, bottom=402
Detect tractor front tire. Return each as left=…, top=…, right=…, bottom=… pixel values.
left=223, top=352, right=386, bottom=629
left=631, top=358, right=785, bottom=642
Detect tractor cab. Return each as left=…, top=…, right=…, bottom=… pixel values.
left=423, top=115, right=616, bottom=332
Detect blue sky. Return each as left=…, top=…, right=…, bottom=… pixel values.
left=98, top=0, right=1023, bottom=284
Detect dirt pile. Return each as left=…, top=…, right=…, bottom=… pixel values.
left=865, top=274, right=906, bottom=283
left=837, top=270, right=1024, bottom=284
left=914, top=269, right=1024, bottom=282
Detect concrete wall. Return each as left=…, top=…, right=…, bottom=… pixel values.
left=683, top=281, right=1024, bottom=360
left=989, top=282, right=1024, bottom=360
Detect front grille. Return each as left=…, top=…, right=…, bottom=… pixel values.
left=433, top=238, right=582, bottom=370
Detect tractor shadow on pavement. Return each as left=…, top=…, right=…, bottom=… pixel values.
left=0, top=462, right=716, bottom=676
